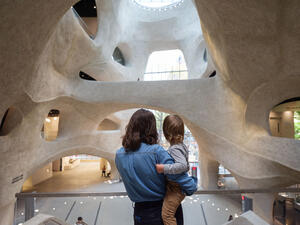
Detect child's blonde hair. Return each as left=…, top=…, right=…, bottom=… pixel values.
left=163, top=115, right=184, bottom=145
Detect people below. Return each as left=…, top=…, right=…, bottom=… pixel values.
left=101, top=165, right=106, bottom=177
left=115, top=109, right=197, bottom=225
left=228, top=215, right=233, bottom=221
left=76, top=217, right=87, bottom=225
left=155, top=115, right=191, bottom=225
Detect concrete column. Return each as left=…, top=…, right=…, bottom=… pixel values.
left=250, top=193, right=275, bottom=224
left=108, top=160, right=120, bottom=180
left=0, top=201, right=15, bottom=225
left=199, top=152, right=219, bottom=189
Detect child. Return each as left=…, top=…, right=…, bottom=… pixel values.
left=156, top=114, right=191, bottom=225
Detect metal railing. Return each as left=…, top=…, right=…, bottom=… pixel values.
left=15, top=188, right=300, bottom=223
left=16, top=188, right=300, bottom=199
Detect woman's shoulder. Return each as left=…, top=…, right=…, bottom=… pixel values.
left=142, top=143, right=165, bottom=152
left=116, top=146, right=125, bottom=154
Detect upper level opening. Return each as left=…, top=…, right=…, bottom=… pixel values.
left=72, top=0, right=97, bottom=38
left=112, top=47, right=126, bottom=66
left=269, top=98, right=300, bottom=140
left=134, top=0, right=184, bottom=9
left=41, top=109, right=60, bottom=141
left=144, top=49, right=188, bottom=81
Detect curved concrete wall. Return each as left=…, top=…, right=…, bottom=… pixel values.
left=1, top=0, right=300, bottom=224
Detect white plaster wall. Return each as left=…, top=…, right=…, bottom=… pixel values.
left=1, top=0, right=300, bottom=224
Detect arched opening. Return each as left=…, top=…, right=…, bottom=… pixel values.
left=112, top=47, right=126, bottom=66
left=17, top=154, right=114, bottom=224
left=269, top=98, right=300, bottom=139
left=98, top=119, right=120, bottom=131
left=41, top=109, right=60, bottom=141
left=269, top=98, right=300, bottom=223
left=72, top=0, right=98, bottom=38
left=0, top=107, right=22, bottom=136
left=144, top=49, right=188, bottom=81
left=22, top=154, right=112, bottom=193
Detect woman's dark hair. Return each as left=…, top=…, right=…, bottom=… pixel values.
left=122, top=109, right=158, bottom=152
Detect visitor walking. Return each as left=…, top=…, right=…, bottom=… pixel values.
left=75, top=217, right=87, bottom=225
left=101, top=165, right=106, bottom=177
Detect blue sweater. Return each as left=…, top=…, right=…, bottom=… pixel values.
left=115, top=143, right=197, bottom=202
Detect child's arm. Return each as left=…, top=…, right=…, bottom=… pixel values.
left=156, top=146, right=188, bottom=174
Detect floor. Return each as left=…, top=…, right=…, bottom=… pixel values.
left=15, top=162, right=242, bottom=225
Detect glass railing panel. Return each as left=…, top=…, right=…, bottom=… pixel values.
left=14, top=188, right=300, bottom=225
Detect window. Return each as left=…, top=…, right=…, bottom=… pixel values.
left=79, top=71, right=96, bottom=81
left=134, top=0, right=183, bottom=8
left=203, top=48, right=207, bottom=62
left=112, top=47, right=126, bottom=66
left=144, top=49, right=188, bottom=81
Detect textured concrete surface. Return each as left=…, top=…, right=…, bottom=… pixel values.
left=1, top=0, right=300, bottom=224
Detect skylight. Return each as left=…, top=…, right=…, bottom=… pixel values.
left=134, top=0, right=183, bottom=9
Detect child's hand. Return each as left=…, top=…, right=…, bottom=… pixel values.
left=156, top=164, right=164, bottom=173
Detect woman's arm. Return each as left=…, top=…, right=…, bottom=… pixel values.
left=156, top=147, right=197, bottom=196
left=156, top=146, right=188, bottom=174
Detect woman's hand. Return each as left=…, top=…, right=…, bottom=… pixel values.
left=156, top=164, right=164, bottom=173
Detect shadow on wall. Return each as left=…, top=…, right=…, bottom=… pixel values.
left=0, top=107, right=23, bottom=136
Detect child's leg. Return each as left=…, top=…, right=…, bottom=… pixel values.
left=162, top=181, right=185, bottom=225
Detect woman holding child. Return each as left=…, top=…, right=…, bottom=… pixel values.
left=115, top=109, right=197, bottom=225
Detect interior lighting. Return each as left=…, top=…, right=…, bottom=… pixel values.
left=64, top=202, right=67, bottom=205
left=109, top=196, right=113, bottom=199
left=80, top=201, right=83, bottom=204
left=234, top=213, right=238, bottom=218
left=52, top=208, right=55, bottom=211
left=225, top=208, right=228, bottom=211
left=207, top=199, right=210, bottom=202
left=193, top=199, right=197, bottom=202
left=217, top=208, right=220, bottom=211
left=93, top=197, right=96, bottom=200
left=212, top=203, right=215, bottom=206
left=21, top=212, right=24, bottom=216
left=34, top=209, right=39, bottom=212
left=201, top=201, right=204, bottom=203
left=18, top=223, right=23, bottom=225
left=94, top=6, right=96, bottom=8
left=45, top=118, right=51, bottom=123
